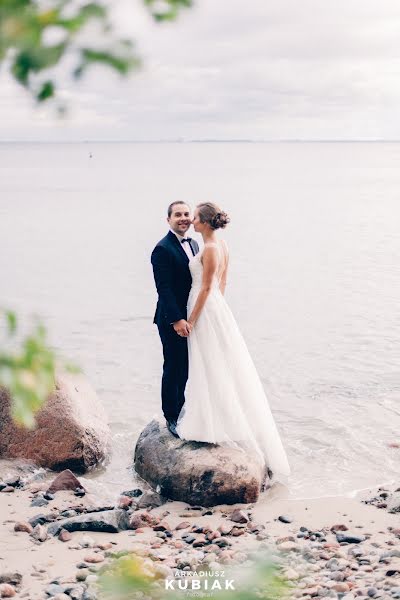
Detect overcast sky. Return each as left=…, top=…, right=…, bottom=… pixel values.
left=2, top=0, right=400, bottom=141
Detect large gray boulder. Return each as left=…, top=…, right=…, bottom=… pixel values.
left=0, top=372, right=111, bottom=473
left=134, top=419, right=268, bottom=506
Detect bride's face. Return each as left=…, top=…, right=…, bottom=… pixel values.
left=192, top=209, right=203, bottom=232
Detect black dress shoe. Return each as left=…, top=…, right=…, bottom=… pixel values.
left=166, top=420, right=180, bottom=439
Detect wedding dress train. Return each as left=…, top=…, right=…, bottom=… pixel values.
left=176, top=242, right=291, bottom=484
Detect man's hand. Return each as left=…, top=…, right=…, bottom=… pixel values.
left=173, top=319, right=191, bottom=337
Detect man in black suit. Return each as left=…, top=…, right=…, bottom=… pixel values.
left=151, top=202, right=199, bottom=437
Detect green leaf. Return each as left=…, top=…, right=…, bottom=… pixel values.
left=75, top=47, right=140, bottom=79
left=5, top=311, right=17, bottom=335
left=0, top=312, right=69, bottom=428
left=36, top=80, right=54, bottom=101
left=145, top=0, right=193, bottom=21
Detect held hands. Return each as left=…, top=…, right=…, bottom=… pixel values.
left=173, top=319, right=193, bottom=337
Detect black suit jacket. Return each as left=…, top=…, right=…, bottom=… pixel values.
left=151, top=231, right=200, bottom=325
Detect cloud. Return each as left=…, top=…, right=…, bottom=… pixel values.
left=2, top=0, right=400, bottom=140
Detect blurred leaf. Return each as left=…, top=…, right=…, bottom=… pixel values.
left=36, top=80, right=55, bottom=101
left=98, top=552, right=289, bottom=600
left=0, top=310, right=77, bottom=429
left=77, top=46, right=140, bottom=77
left=145, top=0, right=193, bottom=22
left=0, top=0, right=194, bottom=104
left=5, top=311, right=17, bottom=335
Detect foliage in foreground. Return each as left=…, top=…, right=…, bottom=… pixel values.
left=0, top=309, right=59, bottom=428
left=0, top=0, right=193, bottom=103
left=97, top=552, right=289, bottom=600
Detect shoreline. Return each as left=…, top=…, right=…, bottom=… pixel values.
left=1, top=468, right=400, bottom=599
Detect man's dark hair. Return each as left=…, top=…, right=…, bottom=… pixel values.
left=168, top=201, right=190, bottom=218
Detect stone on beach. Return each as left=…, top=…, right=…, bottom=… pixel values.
left=0, top=584, right=16, bottom=598
left=133, top=419, right=267, bottom=506
left=0, top=372, right=111, bottom=473
left=13, top=521, right=33, bottom=534
left=47, top=469, right=86, bottom=495
left=47, top=509, right=130, bottom=536
left=387, top=492, right=400, bottom=513
left=0, top=575, right=21, bottom=589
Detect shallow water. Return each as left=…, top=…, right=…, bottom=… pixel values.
left=1, top=141, right=399, bottom=502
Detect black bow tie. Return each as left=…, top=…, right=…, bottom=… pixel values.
left=181, top=238, right=192, bottom=244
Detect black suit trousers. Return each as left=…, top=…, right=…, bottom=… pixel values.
left=156, top=319, right=188, bottom=423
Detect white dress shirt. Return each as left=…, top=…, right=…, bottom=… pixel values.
left=170, top=229, right=195, bottom=260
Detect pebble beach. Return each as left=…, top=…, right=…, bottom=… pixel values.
left=1, top=463, right=400, bottom=600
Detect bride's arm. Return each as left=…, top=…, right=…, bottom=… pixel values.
left=219, top=249, right=229, bottom=295
left=218, top=239, right=229, bottom=295
left=188, top=246, right=218, bottom=327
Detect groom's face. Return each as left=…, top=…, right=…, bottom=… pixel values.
left=168, top=203, right=191, bottom=236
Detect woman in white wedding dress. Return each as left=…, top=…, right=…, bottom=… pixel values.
left=176, top=202, right=291, bottom=484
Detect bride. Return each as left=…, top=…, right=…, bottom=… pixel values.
left=176, top=202, right=291, bottom=483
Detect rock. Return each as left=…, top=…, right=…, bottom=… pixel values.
left=52, top=595, right=70, bottom=600
left=193, top=535, right=207, bottom=547
left=331, top=583, right=350, bottom=593
left=79, top=536, right=95, bottom=548
left=331, top=524, right=349, bottom=532
left=215, top=537, right=232, bottom=547
left=387, top=493, right=400, bottom=513
left=153, top=520, right=170, bottom=532
left=29, top=513, right=55, bottom=528
left=118, top=495, right=132, bottom=509
left=67, top=585, right=86, bottom=600
left=0, top=373, right=111, bottom=473
left=336, top=533, right=366, bottom=544
left=48, top=509, right=130, bottom=536
left=276, top=541, right=300, bottom=552
left=277, top=535, right=296, bottom=544
left=137, top=490, right=164, bottom=509
left=30, top=495, right=49, bottom=508
left=386, top=569, right=400, bottom=577
left=58, top=529, right=72, bottom=542
left=96, top=542, right=112, bottom=551
left=47, top=470, right=85, bottom=495
left=229, top=510, right=249, bottom=524
left=121, top=488, right=143, bottom=498
left=0, top=584, right=16, bottom=598
left=278, top=515, right=293, bottom=524
left=231, top=527, right=245, bottom=537
left=182, top=534, right=196, bottom=544
left=30, top=524, right=48, bottom=542
left=218, top=523, right=233, bottom=535
left=133, top=419, right=267, bottom=506
left=45, top=583, right=66, bottom=596
left=129, top=511, right=160, bottom=530
left=0, top=575, right=22, bottom=587
left=14, top=521, right=33, bottom=534
left=175, top=521, right=191, bottom=530
left=0, top=487, right=14, bottom=493
left=83, top=554, right=104, bottom=564
left=4, top=476, right=21, bottom=488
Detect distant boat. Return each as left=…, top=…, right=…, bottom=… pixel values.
left=89, top=153, right=93, bottom=158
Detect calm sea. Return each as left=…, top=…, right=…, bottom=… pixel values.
left=1, top=141, right=400, bottom=501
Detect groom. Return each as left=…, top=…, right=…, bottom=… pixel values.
left=151, top=202, right=199, bottom=437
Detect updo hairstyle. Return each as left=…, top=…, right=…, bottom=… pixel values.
left=197, top=202, right=230, bottom=230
